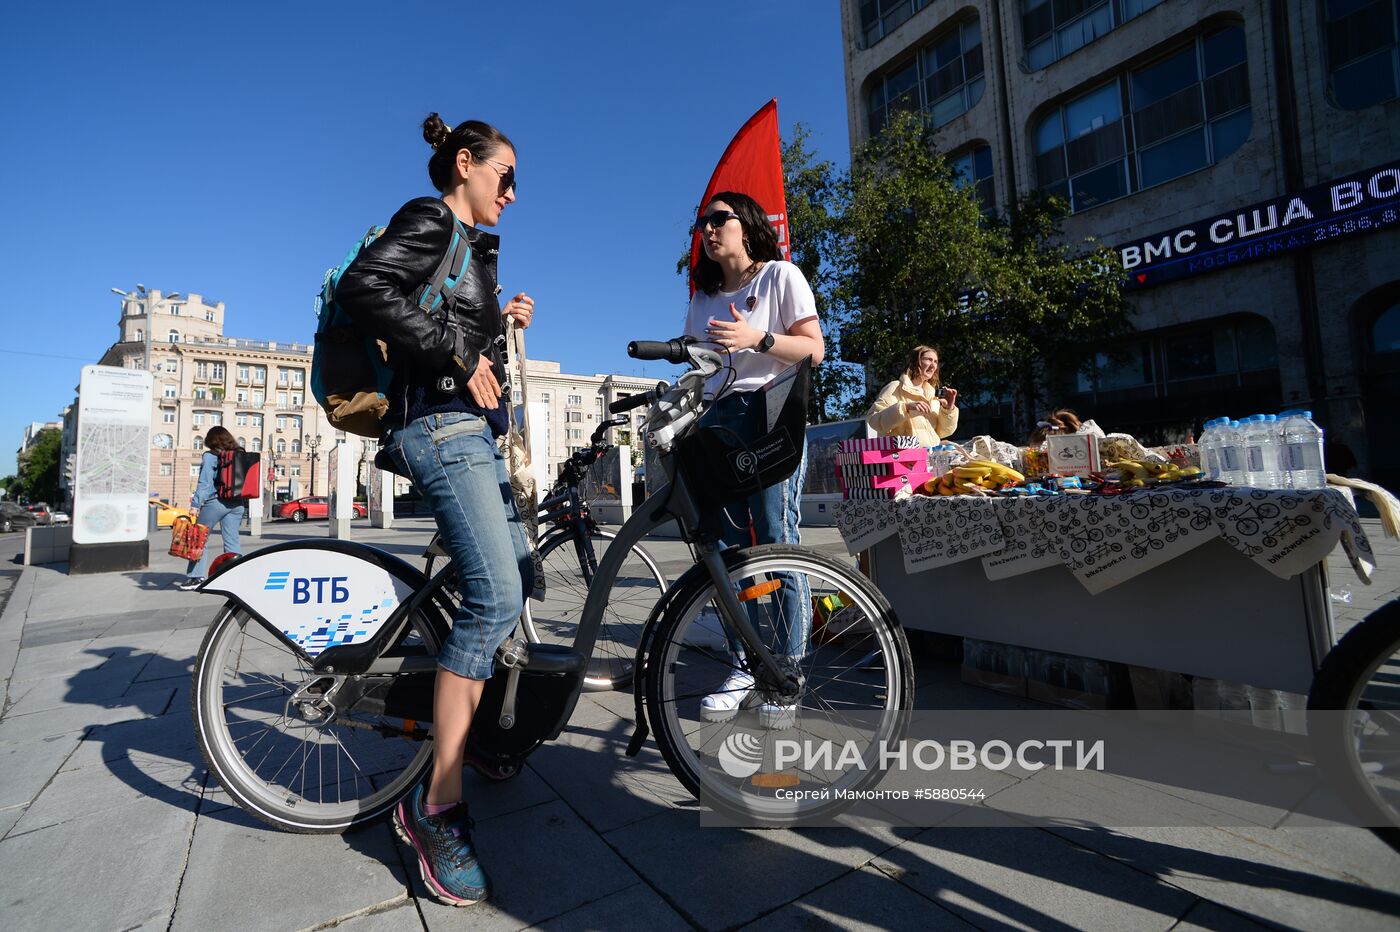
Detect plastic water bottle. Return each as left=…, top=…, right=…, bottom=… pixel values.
left=1199, top=418, right=1223, bottom=480
left=1279, top=409, right=1326, bottom=489
left=1218, top=419, right=1245, bottom=485
left=1242, top=415, right=1280, bottom=488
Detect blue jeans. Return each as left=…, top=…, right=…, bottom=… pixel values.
left=700, top=391, right=810, bottom=659
left=188, top=499, right=244, bottom=578
left=384, top=411, right=533, bottom=681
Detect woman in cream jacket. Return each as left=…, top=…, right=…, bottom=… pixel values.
left=865, top=344, right=959, bottom=444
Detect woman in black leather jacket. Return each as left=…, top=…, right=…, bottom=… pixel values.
left=335, top=113, right=534, bottom=908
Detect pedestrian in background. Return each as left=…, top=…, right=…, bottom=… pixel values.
left=865, top=344, right=959, bottom=444
left=177, top=426, right=245, bottom=590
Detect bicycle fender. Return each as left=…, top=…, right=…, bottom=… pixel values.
left=200, top=539, right=429, bottom=663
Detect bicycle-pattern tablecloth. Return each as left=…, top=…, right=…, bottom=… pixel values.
left=833, top=488, right=1375, bottom=594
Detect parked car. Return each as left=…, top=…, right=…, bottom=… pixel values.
left=1, top=502, right=37, bottom=534
left=49, top=510, right=70, bottom=525
left=274, top=496, right=367, bottom=522
left=25, top=503, right=52, bottom=526
left=149, top=498, right=193, bottom=528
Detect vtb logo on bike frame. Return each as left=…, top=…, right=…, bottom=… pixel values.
left=264, top=571, right=351, bottom=604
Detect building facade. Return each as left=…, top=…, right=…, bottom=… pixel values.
left=97, top=290, right=338, bottom=504
left=842, top=0, right=1400, bottom=487
left=519, top=359, right=661, bottom=480
left=93, top=289, right=659, bottom=504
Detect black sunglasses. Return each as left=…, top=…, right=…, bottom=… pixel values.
left=695, top=210, right=742, bottom=232
left=478, top=156, right=516, bottom=195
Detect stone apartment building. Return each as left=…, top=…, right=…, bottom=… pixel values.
left=90, top=289, right=660, bottom=504
left=842, top=0, right=1400, bottom=487
left=97, top=290, right=337, bottom=504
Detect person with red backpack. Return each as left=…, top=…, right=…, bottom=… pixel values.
left=176, top=426, right=249, bottom=590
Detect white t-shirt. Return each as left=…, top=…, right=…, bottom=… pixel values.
left=683, top=260, right=818, bottom=397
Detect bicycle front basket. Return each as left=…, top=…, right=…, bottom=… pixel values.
left=676, top=356, right=811, bottom=514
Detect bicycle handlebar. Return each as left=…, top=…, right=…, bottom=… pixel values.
left=608, top=382, right=668, bottom=414
left=627, top=337, right=695, bottom=363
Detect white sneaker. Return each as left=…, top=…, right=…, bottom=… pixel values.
left=758, top=702, right=798, bottom=730
left=699, top=669, right=754, bottom=722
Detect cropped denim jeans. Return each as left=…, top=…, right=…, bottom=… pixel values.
left=384, top=411, right=533, bottom=680
left=699, top=391, right=810, bottom=659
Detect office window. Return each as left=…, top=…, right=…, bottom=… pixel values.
left=165, top=359, right=177, bottom=373
left=1035, top=25, right=1250, bottom=211
left=567, top=411, right=583, bottom=423
left=205, top=310, right=215, bottom=321
left=168, top=329, right=179, bottom=343
left=277, top=415, right=288, bottom=431
left=291, top=439, right=302, bottom=454
left=162, top=408, right=176, bottom=423
left=858, top=0, right=928, bottom=47
left=212, top=363, right=224, bottom=380
left=1323, top=0, right=1400, bottom=108
left=868, top=15, right=984, bottom=135
left=291, top=392, right=302, bottom=407
left=1023, top=0, right=1165, bottom=70
left=190, top=464, right=200, bottom=476
left=292, top=369, right=305, bottom=387
left=252, top=414, right=263, bottom=427
left=253, top=366, right=266, bottom=383
left=192, top=436, right=204, bottom=450
left=567, top=394, right=583, bottom=406
left=252, top=390, right=264, bottom=406
left=193, top=412, right=205, bottom=427
left=194, top=387, right=207, bottom=400
left=236, top=389, right=248, bottom=403
left=250, top=436, right=262, bottom=452
left=540, top=391, right=551, bottom=403
left=276, top=438, right=286, bottom=453
left=163, top=384, right=177, bottom=398
left=569, top=428, right=582, bottom=440
left=169, top=303, right=182, bottom=316
left=291, top=465, right=301, bottom=477
left=160, top=464, right=173, bottom=477
left=236, top=413, right=247, bottom=426
left=951, top=145, right=996, bottom=212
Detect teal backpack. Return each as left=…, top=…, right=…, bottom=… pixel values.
left=311, top=221, right=471, bottom=437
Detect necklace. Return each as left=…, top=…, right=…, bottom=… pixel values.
left=734, top=260, right=763, bottom=289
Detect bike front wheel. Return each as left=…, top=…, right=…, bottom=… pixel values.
left=644, top=545, right=913, bottom=825
left=520, top=527, right=668, bottom=691
left=1308, top=599, right=1400, bottom=848
left=191, top=602, right=440, bottom=833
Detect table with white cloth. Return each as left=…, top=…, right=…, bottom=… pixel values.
left=834, top=488, right=1376, bottom=694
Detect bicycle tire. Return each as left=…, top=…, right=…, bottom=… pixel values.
left=521, top=527, right=667, bottom=691
left=644, top=545, right=913, bottom=825
left=192, top=601, right=441, bottom=833
left=1307, top=598, right=1400, bottom=849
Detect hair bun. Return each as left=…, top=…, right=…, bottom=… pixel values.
left=422, top=112, right=453, bottom=151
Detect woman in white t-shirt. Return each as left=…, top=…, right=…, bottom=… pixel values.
left=683, top=191, right=824, bottom=726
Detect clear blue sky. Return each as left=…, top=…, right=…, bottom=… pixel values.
left=0, top=0, right=851, bottom=477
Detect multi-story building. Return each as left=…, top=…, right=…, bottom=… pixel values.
left=97, top=290, right=337, bottom=503
left=519, top=360, right=661, bottom=479
left=841, top=0, right=1400, bottom=487
left=94, top=289, right=660, bottom=503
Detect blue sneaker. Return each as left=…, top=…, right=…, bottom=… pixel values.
left=393, top=784, right=490, bottom=906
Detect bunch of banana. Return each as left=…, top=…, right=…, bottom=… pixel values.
left=1110, top=459, right=1202, bottom=488
left=922, top=460, right=1025, bottom=496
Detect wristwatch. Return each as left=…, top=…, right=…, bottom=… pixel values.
left=756, top=331, right=775, bottom=353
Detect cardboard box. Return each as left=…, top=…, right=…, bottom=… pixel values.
left=1045, top=432, right=1102, bottom=478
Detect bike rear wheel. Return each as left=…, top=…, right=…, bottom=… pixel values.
left=644, top=545, right=913, bottom=825
left=192, top=602, right=440, bottom=833
left=521, top=527, right=667, bottom=691
left=1309, top=599, right=1400, bottom=848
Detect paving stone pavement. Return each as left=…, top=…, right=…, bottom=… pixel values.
left=0, top=516, right=1396, bottom=931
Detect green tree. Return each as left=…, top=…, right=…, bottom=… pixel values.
left=17, top=428, right=61, bottom=504
left=832, top=112, right=1131, bottom=433
left=782, top=126, right=863, bottom=422
left=0, top=475, right=19, bottom=500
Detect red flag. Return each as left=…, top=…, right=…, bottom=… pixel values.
left=688, top=98, right=789, bottom=295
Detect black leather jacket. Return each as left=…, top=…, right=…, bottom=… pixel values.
left=335, top=197, right=505, bottom=417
